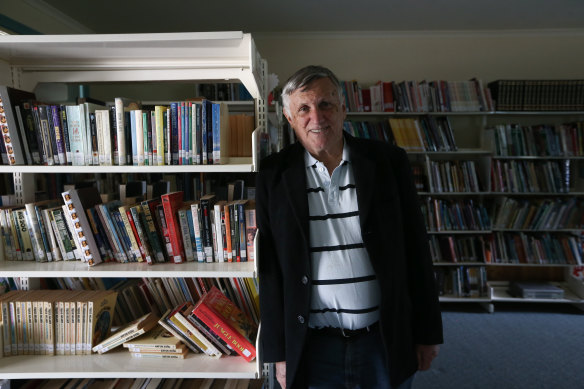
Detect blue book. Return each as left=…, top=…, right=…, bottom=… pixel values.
left=212, top=103, right=221, bottom=165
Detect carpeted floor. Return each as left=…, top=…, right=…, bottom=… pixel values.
left=413, top=303, right=584, bottom=389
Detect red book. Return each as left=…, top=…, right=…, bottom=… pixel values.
left=161, top=191, right=186, bottom=263
left=378, top=81, right=395, bottom=112
left=191, top=286, right=257, bottom=362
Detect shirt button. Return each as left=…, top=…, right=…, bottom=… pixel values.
left=301, top=275, right=309, bottom=285
left=297, top=315, right=305, bottom=324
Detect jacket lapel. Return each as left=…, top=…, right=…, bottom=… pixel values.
left=282, top=143, right=310, bottom=245
left=347, top=135, right=377, bottom=232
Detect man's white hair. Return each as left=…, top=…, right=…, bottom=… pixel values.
left=281, top=65, right=345, bottom=116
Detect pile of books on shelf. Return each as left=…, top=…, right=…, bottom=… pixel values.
left=490, top=160, right=572, bottom=193
left=428, top=160, right=483, bottom=193
left=107, top=276, right=259, bottom=332
left=488, top=122, right=584, bottom=157
left=492, top=232, right=582, bottom=265
left=0, top=187, right=257, bottom=267
left=434, top=266, right=489, bottom=298
left=429, top=235, right=492, bottom=264
left=0, top=289, right=118, bottom=357
left=0, top=86, right=256, bottom=166
left=421, top=198, right=491, bottom=232
left=488, top=79, right=584, bottom=111
left=94, top=285, right=257, bottom=362
left=492, top=197, right=584, bottom=231
left=341, top=79, right=493, bottom=113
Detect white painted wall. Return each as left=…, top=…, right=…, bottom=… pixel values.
left=255, top=30, right=584, bottom=86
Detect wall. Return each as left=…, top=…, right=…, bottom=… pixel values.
left=255, top=30, right=584, bottom=86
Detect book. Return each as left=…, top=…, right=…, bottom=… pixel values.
left=0, top=85, right=37, bottom=165
left=191, top=286, right=257, bottom=362
left=61, top=187, right=103, bottom=266
left=92, top=312, right=158, bottom=354
left=161, top=191, right=186, bottom=263
left=123, top=324, right=185, bottom=351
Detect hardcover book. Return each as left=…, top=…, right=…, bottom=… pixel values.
left=61, top=187, right=103, bottom=266
left=191, top=286, right=257, bottom=362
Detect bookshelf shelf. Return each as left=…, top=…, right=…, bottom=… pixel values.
left=0, top=260, right=257, bottom=278
left=427, top=230, right=491, bottom=235
left=0, top=350, right=259, bottom=379
left=489, top=281, right=584, bottom=304
left=0, top=161, right=255, bottom=174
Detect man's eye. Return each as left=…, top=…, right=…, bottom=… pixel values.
left=299, top=106, right=309, bottom=112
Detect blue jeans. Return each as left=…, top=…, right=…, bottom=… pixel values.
left=304, top=326, right=415, bottom=389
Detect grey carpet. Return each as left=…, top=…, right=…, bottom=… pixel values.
left=413, top=303, right=584, bottom=389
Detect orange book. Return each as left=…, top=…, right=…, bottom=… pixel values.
left=161, top=191, right=185, bottom=263
left=191, top=286, right=257, bottom=362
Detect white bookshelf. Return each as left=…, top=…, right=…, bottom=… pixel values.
left=347, top=108, right=584, bottom=308
left=0, top=32, right=266, bottom=380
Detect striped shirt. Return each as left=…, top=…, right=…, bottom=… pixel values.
left=305, top=144, right=381, bottom=330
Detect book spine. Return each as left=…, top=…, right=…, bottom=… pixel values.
left=51, top=106, right=67, bottom=165
left=114, top=98, right=126, bottom=165
left=161, top=194, right=185, bottom=263
left=178, top=209, right=195, bottom=262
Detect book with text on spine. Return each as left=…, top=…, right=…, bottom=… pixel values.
left=61, top=187, right=103, bottom=266
left=191, top=286, right=257, bottom=362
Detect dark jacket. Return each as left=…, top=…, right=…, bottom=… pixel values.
left=257, top=133, right=443, bottom=388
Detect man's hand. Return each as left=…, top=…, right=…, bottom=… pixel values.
left=416, top=344, right=440, bottom=371
left=275, top=361, right=286, bottom=388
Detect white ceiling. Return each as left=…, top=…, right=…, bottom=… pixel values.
left=37, top=0, right=584, bottom=34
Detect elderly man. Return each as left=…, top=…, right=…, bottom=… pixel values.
left=257, top=65, right=443, bottom=388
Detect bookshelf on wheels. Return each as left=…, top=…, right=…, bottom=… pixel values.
left=0, top=32, right=266, bottom=380
left=346, top=98, right=584, bottom=312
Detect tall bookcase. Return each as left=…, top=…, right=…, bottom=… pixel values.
left=347, top=110, right=584, bottom=312
left=0, top=32, right=266, bottom=379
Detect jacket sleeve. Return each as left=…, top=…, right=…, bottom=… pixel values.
left=256, top=164, right=287, bottom=362
left=392, top=146, right=444, bottom=346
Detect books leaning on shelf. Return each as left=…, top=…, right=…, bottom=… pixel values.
left=0, top=289, right=117, bottom=357
left=191, top=286, right=257, bottom=362
left=0, top=89, right=247, bottom=166
left=92, top=311, right=158, bottom=354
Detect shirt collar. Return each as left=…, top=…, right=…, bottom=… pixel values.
left=303, top=138, right=351, bottom=168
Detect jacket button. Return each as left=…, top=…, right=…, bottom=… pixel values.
left=297, top=315, right=305, bottom=324
left=301, top=275, right=309, bottom=285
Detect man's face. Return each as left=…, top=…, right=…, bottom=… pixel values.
left=284, top=77, right=346, bottom=158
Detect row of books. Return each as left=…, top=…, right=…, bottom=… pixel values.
left=421, top=198, right=491, bottom=232
left=0, top=289, right=118, bottom=357
left=427, top=160, right=483, bottom=193
left=429, top=235, right=492, bottom=264
left=488, top=79, right=584, bottom=111
left=342, top=79, right=493, bottom=113
left=488, top=122, right=584, bottom=157
left=0, top=85, right=255, bottom=166
left=492, top=197, right=584, bottom=230
left=434, top=266, right=489, bottom=298
left=490, top=160, right=572, bottom=193
left=94, top=285, right=257, bottom=362
left=342, top=120, right=393, bottom=143
left=387, top=117, right=458, bottom=152
left=15, top=377, right=262, bottom=389
left=492, top=232, right=583, bottom=265
left=0, top=186, right=257, bottom=266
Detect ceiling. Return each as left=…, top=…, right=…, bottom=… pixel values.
left=30, top=0, right=584, bottom=34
